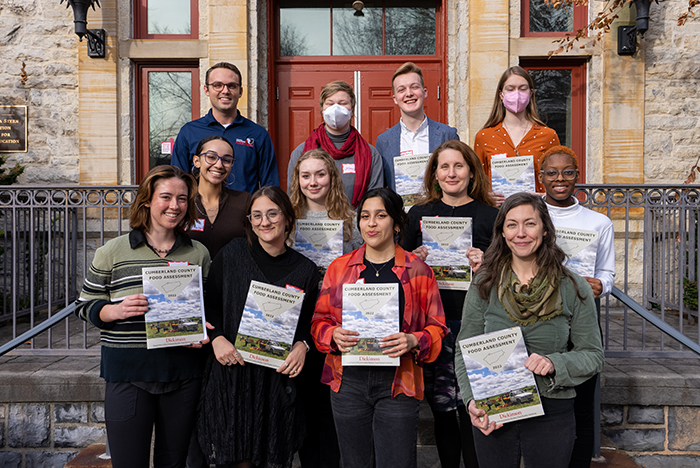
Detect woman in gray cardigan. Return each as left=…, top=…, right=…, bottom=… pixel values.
left=455, top=193, right=604, bottom=468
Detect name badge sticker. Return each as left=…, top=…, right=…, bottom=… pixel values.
left=342, top=163, right=356, bottom=174
left=167, top=261, right=189, bottom=266
left=191, top=219, right=205, bottom=232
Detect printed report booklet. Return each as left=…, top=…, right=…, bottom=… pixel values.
left=235, top=280, right=306, bottom=370
left=394, top=153, right=430, bottom=209
left=421, top=217, right=472, bottom=291
left=142, top=265, right=206, bottom=349
left=458, top=327, right=544, bottom=424
left=554, top=227, right=600, bottom=277
left=294, top=219, right=344, bottom=275
left=491, top=155, right=536, bottom=198
left=342, top=283, right=399, bottom=366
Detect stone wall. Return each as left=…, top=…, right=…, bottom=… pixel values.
left=0, top=402, right=105, bottom=468
left=602, top=404, right=700, bottom=467
left=0, top=0, right=79, bottom=185
left=645, top=1, right=700, bottom=184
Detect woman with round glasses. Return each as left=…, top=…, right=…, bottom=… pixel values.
left=539, top=146, right=615, bottom=468
left=287, top=81, right=384, bottom=208
left=187, top=136, right=250, bottom=261
left=197, top=186, right=321, bottom=468
left=474, top=66, right=560, bottom=206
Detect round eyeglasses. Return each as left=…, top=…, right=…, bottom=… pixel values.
left=207, top=81, right=240, bottom=93
left=540, top=169, right=577, bottom=181
left=198, top=151, right=234, bottom=167
left=247, top=210, right=282, bottom=226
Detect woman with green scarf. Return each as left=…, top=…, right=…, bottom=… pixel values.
left=454, top=193, right=604, bottom=468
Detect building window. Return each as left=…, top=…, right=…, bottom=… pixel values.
left=136, top=63, right=200, bottom=180
left=134, top=0, right=199, bottom=39
left=521, top=0, right=587, bottom=37
left=278, top=0, right=437, bottom=57
left=521, top=59, right=587, bottom=180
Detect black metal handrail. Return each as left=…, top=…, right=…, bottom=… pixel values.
left=0, top=302, right=75, bottom=357
left=611, top=287, right=700, bottom=357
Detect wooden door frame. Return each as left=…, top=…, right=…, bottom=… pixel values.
left=266, top=0, right=449, bottom=154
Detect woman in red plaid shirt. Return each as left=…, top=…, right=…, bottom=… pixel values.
left=311, top=187, right=447, bottom=468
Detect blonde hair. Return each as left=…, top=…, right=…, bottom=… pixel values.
left=392, top=62, right=425, bottom=90
left=289, top=149, right=356, bottom=241
left=416, top=140, right=496, bottom=207
left=319, top=81, right=356, bottom=111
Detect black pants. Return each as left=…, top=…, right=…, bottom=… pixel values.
left=568, top=373, right=599, bottom=468
left=105, top=379, right=201, bottom=468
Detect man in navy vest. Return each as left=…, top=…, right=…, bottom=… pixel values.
left=375, top=62, right=459, bottom=190
left=172, top=62, right=279, bottom=193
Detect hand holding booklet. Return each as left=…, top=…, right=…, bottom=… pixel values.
left=458, top=327, right=544, bottom=423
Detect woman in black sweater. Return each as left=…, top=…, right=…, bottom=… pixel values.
left=197, top=186, right=320, bottom=468
left=401, top=140, right=498, bottom=468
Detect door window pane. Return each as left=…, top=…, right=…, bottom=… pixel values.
left=333, top=5, right=383, bottom=56
left=148, top=72, right=192, bottom=168
left=280, top=1, right=330, bottom=56
left=529, top=0, right=573, bottom=33
left=385, top=3, right=435, bottom=55
left=529, top=69, right=572, bottom=148
left=148, top=0, right=191, bottom=35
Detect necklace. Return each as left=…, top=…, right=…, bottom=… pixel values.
left=502, top=121, right=532, bottom=156
left=145, top=235, right=173, bottom=255
left=196, top=198, right=219, bottom=223
left=365, top=258, right=392, bottom=277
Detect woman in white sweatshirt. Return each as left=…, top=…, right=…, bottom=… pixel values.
left=539, top=145, right=615, bottom=468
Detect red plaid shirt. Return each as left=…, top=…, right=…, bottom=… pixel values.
left=311, top=244, right=447, bottom=399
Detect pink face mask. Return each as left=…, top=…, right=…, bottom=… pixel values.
left=502, top=90, right=531, bottom=114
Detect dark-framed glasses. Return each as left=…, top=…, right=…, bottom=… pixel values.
left=199, top=151, right=234, bottom=167
left=247, top=210, right=282, bottom=225
left=207, top=81, right=240, bottom=92
left=540, top=169, right=577, bottom=181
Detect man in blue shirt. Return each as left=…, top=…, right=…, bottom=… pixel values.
left=172, top=62, right=280, bottom=193
left=375, top=62, right=459, bottom=190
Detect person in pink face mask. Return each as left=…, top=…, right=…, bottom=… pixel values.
left=473, top=66, right=560, bottom=206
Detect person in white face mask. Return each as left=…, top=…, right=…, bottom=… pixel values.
left=287, top=81, right=384, bottom=208
left=473, top=66, right=560, bottom=207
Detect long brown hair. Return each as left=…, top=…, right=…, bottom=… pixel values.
left=476, top=193, right=584, bottom=301
left=416, top=140, right=496, bottom=207
left=289, top=148, right=355, bottom=241
left=129, top=165, right=197, bottom=233
left=481, top=66, right=546, bottom=130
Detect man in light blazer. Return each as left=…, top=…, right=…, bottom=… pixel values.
left=375, top=62, right=460, bottom=190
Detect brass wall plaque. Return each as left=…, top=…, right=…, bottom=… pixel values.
left=0, top=105, right=27, bottom=152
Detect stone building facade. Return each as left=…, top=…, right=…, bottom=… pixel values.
left=1, top=0, right=698, bottom=187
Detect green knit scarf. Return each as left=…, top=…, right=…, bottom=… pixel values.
left=498, top=267, right=563, bottom=326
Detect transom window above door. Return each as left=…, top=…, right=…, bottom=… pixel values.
left=279, top=0, right=437, bottom=56
left=134, top=0, right=199, bottom=39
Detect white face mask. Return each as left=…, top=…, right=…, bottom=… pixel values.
left=322, top=104, right=353, bottom=129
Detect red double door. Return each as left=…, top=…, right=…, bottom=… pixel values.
left=275, top=63, right=443, bottom=190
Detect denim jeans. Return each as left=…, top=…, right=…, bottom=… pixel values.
left=330, top=366, right=420, bottom=468
left=472, top=397, right=575, bottom=468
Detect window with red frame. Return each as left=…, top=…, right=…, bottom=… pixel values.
left=521, top=0, right=587, bottom=37
left=135, top=63, right=200, bottom=181
left=521, top=59, right=587, bottom=180
left=134, top=0, right=198, bottom=39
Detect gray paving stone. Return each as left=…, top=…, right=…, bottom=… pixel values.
left=603, top=428, right=665, bottom=451
left=0, top=451, right=22, bottom=468
left=54, top=404, right=88, bottom=424
left=25, top=451, right=76, bottom=468
left=627, top=405, right=664, bottom=424
left=54, top=426, right=106, bottom=448
left=0, top=404, right=5, bottom=418
left=633, top=454, right=700, bottom=468
left=600, top=405, right=624, bottom=426
left=90, top=403, right=105, bottom=423
left=7, top=404, right=50, bottom=448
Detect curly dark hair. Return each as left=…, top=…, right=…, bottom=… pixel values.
left=356, top=188, right=409, bottom=244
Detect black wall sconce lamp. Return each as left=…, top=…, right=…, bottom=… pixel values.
left=618, top=0, right=656, bottom=55
left=61, top=0, right=106, bottom=58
